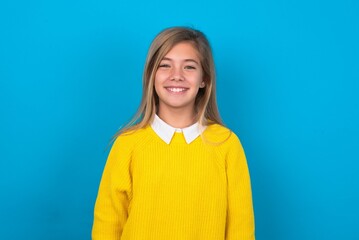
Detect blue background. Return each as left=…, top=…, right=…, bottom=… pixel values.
left=1, top=0, right=358, bottom=239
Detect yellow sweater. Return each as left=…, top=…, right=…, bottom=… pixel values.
left=92, top=124, right=255, bottom=240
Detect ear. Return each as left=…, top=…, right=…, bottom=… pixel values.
left=200, top=81, right=205, bottom=88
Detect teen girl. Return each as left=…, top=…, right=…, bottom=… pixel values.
left=92, top=26, right=255, bottom=240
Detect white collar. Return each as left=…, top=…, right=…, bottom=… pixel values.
left=150, top=114, right=206, bottom=144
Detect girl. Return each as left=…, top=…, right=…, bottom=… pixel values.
left=92, top=27, right=255, bottom=240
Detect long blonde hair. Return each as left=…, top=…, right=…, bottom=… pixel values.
left=114, top=26, right=224, bottom=139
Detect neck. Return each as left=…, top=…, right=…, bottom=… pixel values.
left=157, top=107, right=197, bottom=128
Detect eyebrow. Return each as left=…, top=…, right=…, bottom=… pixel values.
left=161, top=57, right=199, bottom=65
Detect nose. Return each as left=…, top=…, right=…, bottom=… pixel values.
left=170, top=66, right=184, bottom=81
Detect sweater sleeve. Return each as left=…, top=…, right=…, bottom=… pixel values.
left=92, top=136, right=133, bottom=240
left=225, top=134, right=255, bottom=240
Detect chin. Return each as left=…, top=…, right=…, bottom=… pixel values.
left=163, top=102, right=192, bottom=110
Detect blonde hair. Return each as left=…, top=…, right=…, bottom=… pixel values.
left=114, top=26, right=224, bottom=139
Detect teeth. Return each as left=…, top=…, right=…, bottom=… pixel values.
left=167, top=88, right=186, bottom=92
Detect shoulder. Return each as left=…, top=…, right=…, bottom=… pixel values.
left=111, top=126, right=152, bottom=152
left=203, top=123, right=242, bottom=147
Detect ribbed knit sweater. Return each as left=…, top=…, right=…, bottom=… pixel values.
left=92, top=123, right=255, bottom=240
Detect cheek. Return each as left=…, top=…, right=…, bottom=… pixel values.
left=195, top=68, right=204, bottom=82
left=194, top=73, right=204, bottom=86
left=155, top=71, right=166, bottom=84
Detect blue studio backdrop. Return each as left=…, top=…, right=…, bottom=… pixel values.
left=1, top=0, right=358, bottom=239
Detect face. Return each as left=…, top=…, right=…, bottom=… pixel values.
left=154, top=42, right=205, bottom=115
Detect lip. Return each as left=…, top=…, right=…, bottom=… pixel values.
left=164, top=86, right=189, bottom=93
left=164, top=86, right=189, bottom=88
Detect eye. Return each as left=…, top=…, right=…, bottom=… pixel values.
left=184, top=65, right=196, bottom=70
left=158, top=63, right=170, bottom=68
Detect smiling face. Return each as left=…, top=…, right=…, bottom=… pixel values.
left=154, top=41, right=205, bottom=117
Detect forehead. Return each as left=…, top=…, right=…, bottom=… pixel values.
left=163, top=42, right=200, bottom=60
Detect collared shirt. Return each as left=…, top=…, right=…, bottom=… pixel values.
left=150, top=114, right=206, bottom=144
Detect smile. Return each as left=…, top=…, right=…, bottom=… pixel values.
left=165, top=87, right=188, bottom=93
